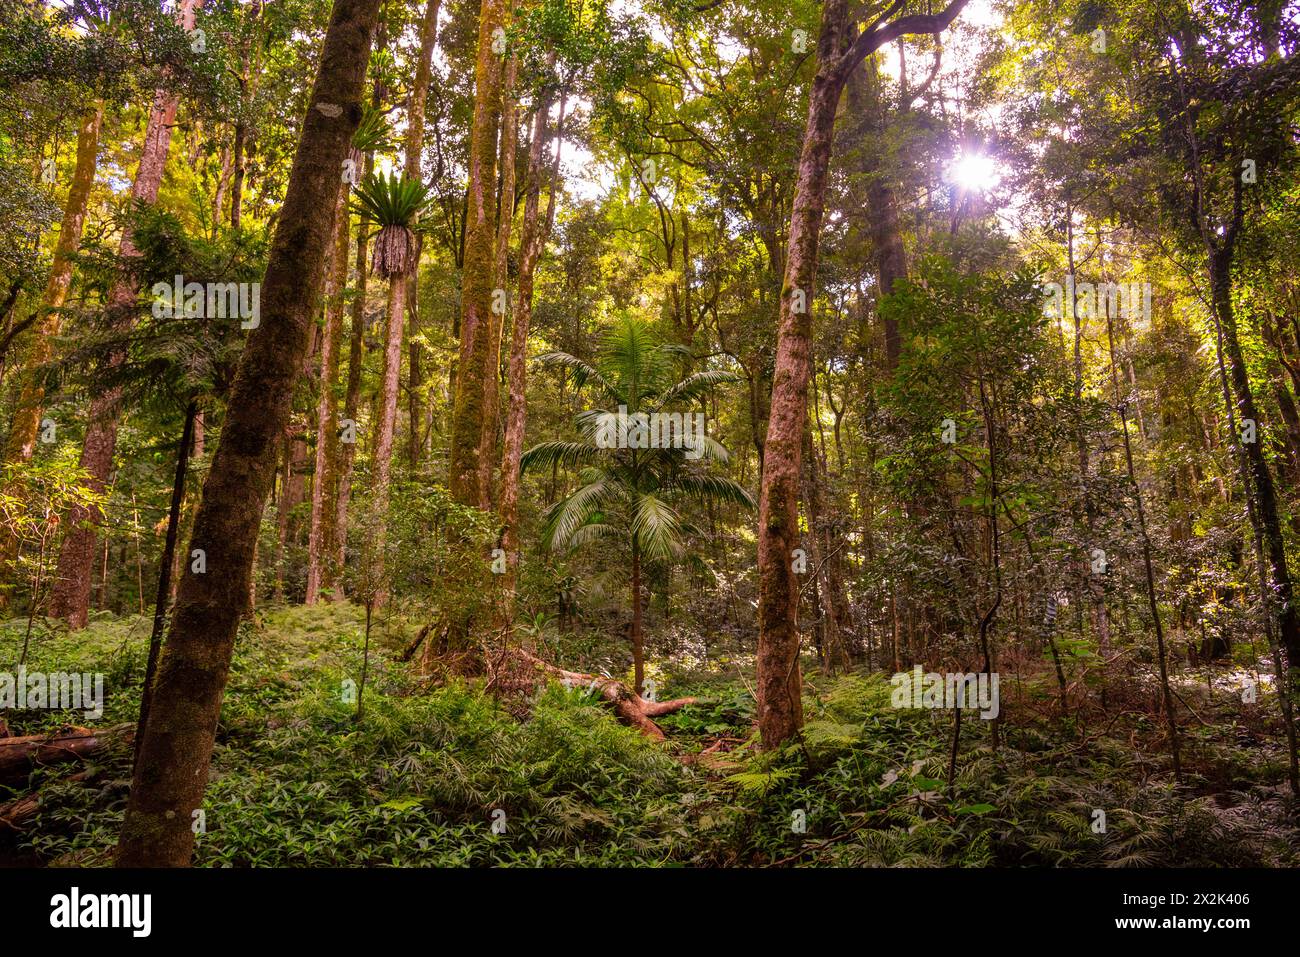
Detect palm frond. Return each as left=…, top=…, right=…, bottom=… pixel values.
left=535, top=352, right=622, bottom=403
left=684, top=433, right=731, bottom=464
left=652, top=369, right=741, bottom=409
left=520, top=441, right=604, bottom=474
left=631, top=493, right=683, bottom=562
left=663, top=473, right=756, bottom=510
left=564, top=522, right=621, bottom=551
left=601, top=316, right=670, bottom=404
left=542, top=475, right=623, bottom=550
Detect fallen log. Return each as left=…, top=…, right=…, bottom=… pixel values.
left=0, top=791, right=40, bottom=832
left=400, top=622, right=436, bottom=662
left=0, top=770, right=94, bottom=834
left=518, top=651, right=698, bottom=739
left=0, top=725, right=129, bottom=786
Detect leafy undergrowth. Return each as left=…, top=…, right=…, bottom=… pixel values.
left=2, top=604, right=1297, bottom=867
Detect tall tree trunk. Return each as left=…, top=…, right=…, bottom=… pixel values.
left=1210, top=253, right=1300, bottom=666
left=231, top=115, right=245, bottom=230
left=481, top=50, right=519, bottom=502
left=135, top=400, right=197, bottom=768
left=1104, top=314, right=1181, bottom=779
left=230, top=2, right=265, bottom=229
left=449, top=0, right=507, bottom=507
left=50, top=0, right=202, bottom=629
left=498, top=77, right=562, bottom=625
left=869, top=174, right=906, bottom=368
left=335, top=153, right=375, bottom=598
left=1, top=103, right=102, bottom=466
left=755, top=0, right=970, bottom=749
left=116, top=0, right=380, bottom=866
left=273, top=430, right=308, bottom=601
left=369, top=268, right=408, bottom=601
left=405, top=0, right=441, bottom=471
left=1066, top=227, right=1110, bottom=664
left=754, top=4, right=845, bottom=750
left=0, top=104, right=103, bottom=592
left=631, top=535, right=644, bottom=696
left=331, top=34, right=387, bottom=598
left=847, top=57, right=905, bottom=370
left=306, top=183, right=350, bottom=604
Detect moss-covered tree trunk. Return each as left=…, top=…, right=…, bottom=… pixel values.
left=755, top=0, right=970, bottom=749
left=405, top=0, right=441, bottom=471
left=0, top=103, right=102, bottom=594
left=480, top=50, right=518, bottom=503
left=50, top=0, right=203, bottom=628
left=449, top=0, right=506, bottom=508
left=498, top=72, right=560, bottom=623
left=115, top=0, right=381, bottom=866
left=306, top=183, right=351, bottom=604
left=1210, top=252, right=1300, bottom=666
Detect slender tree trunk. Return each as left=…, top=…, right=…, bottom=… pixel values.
left=134, top=400, right=197, bottom=769
left=847, top=57, right=905, bottom=370
left=498, top=71, right=561, bottom=623
left=231, top=117, right=245, bottom=230
left=449, top=0, right=507, bottom=507
left=335, top=151, right=375, bottom=597
left=1209, top=255, right=1300, bottom=666
left=332, top=34, right=386, bottom=593
left=306, top=184, right=350, bottom=604
left=405, top=0, right=441, bottom=471
left=229, top=3, right=266, bottom=229
left=369, top=269, right=408, bottom=601
left=50, top=0, right=202, bottom=628
left=755, top=0, right=970, bottom=748
left=273, top=431, right=308, bottom=601
left=116, top=0, right=380, bottom=866
left=1, top=103, right=102, bottom=467
left=631, top=535, right=644, bottom=696
left=1103, top=307, right=1181, bottom=778
left=480, top=51, right=519, bottom=503
left=0, top=104, right=103, bottom=593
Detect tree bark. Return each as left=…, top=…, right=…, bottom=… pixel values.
left=631, top=535, right=644, bottom=696
left=449, top=0, right=507, bottom=507
left=0, top=727, right=128, bottom=786
left=480, top=50, right=519, bottom=502
left=0, top=104, right=103, bottom=593
left=50, top=0, right=203, bottom=628
left=306, top=183, right=350, bottom=604
left=1210, top=254, right=1300, bottom=666
left=335, top=152, right=375, bottom=599
left=369, top=268, right=408, bottom=600
left=405, top=0, right=442, bottom=472
left=755, top=0, right=970, bottom=749
left=498, top=72, right=562, bottom=624
left=115, top=0, right=380, bottom=866
left=135, top=400, right=197, bottom=768
left=273, top=429, right=309, bottom=601
left=1, top=104, right=102, bottom=467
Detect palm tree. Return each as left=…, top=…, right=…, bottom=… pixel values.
left=350, top=171, right=431, bottom=598
left=521, top=316, right=754, bottom=694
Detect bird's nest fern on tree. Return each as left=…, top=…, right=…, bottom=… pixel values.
left=351, top=172, right=433, bottom=278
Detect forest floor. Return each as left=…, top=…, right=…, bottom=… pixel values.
left=2, top=603, right=1298, bottom=867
